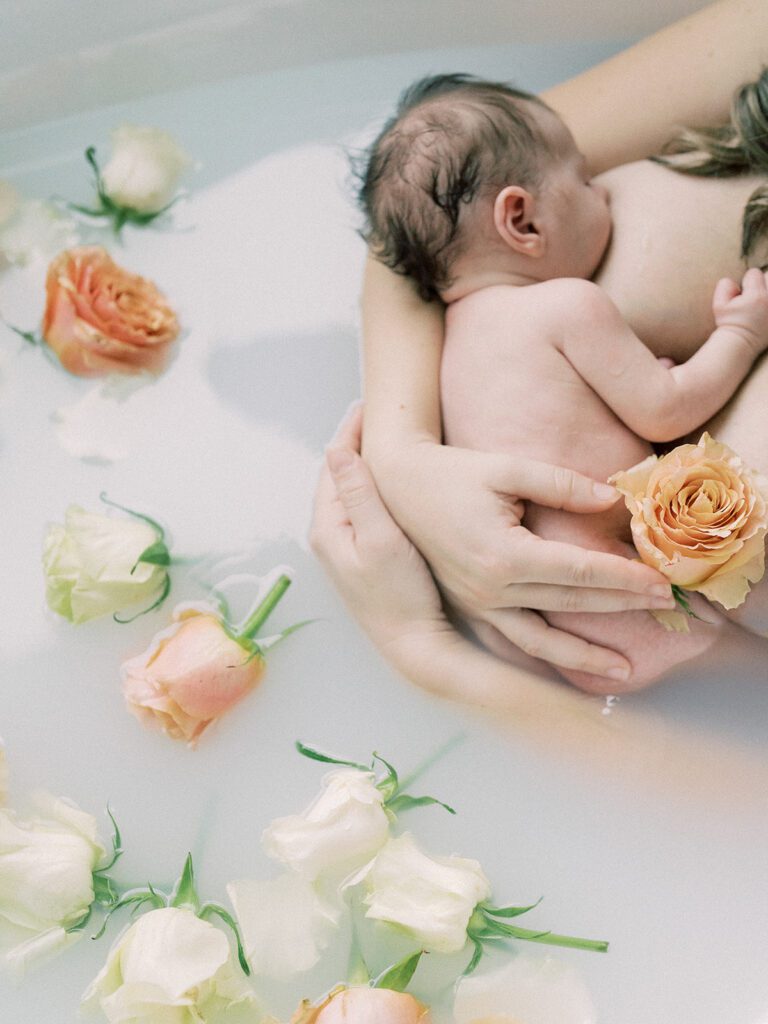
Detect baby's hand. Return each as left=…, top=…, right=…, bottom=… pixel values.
left=712, top=268, right=768, bottom=355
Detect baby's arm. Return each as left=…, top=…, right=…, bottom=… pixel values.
left=557, top=269, right=768, bottom=443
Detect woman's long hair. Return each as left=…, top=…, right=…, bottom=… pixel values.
left=654, top=68, right=768, bottom=267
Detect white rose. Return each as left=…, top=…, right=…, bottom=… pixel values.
left=81, top=907, right=257, bottom=1023
left=0, top=741, right=7, bottom=806
left=453, top=954, right=597, bottom=1024
left=227, top=873, right=340, bottom=978
left=361, top=833, right=492, bottom=954
left=0, top=198, right=77, bottom=266
left=0, top=793, right=104, bottom=934
left=101, top=125, right=190, bottom=214
left=43, top=505, right=167, bottom=623
left=262, top=769, right=390, bottom=881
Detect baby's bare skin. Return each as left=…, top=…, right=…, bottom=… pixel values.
left=442, top=162, right=768, bottom=691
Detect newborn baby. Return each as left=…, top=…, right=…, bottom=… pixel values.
left=358, top=74, right=768, bottom=693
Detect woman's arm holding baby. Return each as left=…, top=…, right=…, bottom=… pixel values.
left=544, top=0, right=768, bottom=174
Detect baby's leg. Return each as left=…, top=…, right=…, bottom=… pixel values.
left=704, top=352, right=768, bottom=638
left=526, top=505, right=732, bottom=694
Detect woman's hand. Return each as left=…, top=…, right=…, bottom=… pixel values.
left=311, top=404, right=453, bottom=659
left=370, top=439, right=674, bottom=680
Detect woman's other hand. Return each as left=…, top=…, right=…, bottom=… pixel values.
left=310, top=403, right=453, bottom=660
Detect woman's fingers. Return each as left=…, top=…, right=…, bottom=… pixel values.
left=328, top=399, right=364, bottom=449
left=498, top=582, right=676, bottom=613
left=324, top=447, right=394, bottom=549
left=488, top=452, right=621, bottom=512
left=484, top=608, right=631, bottom=680
left=507, top=531, right=670, bottom=594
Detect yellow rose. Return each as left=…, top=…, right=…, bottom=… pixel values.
left=609, top=433, right=768, bottom=614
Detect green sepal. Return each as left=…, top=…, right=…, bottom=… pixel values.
left=480, top=898, right=542, bottom=919
left=5, top=323, right=41, bottom=347
left=67, top=904, right=93, bottom=934
left=90, top=887, right=166, bottom=941
left=113, top=571, right=171, bottom=624
left=93, top=805, right=124, bottom=875
left=671, top=585, right=707, bottom=621
left=371, top=949, right=423, bottom=992
left=462, top=936, right=485, bottom=977
left=372, top=752, right=399, bottom=801
left=295, top=740, right=370, bottom=774
left=170, top=853, right=200, bottom=913
left=198, top=902, right=251, bottom=977
left=92, top=874, right=120, bottom=907
left=385, top=793, right=456, bottom=816
left=132, top=540, right=172, bottom=572
left=99, top=492, right=166, bottom=540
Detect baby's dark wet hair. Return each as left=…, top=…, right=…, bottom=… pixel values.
left=355, top=74, right=552, bottom=300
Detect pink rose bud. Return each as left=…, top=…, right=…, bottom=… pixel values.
left=121, top=575, right=292, bottom=745
left=292, top=987, right=431, bottom=1024
left=42, top=246, right=179, bottom=376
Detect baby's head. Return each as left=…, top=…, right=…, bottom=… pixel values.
left=357, top=74, right=611, bottom=300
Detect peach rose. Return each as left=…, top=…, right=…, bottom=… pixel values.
left=610, top=433, right=768, bottom=614
left=121, top=606, right=265, bottom=745
left=290, top=986, right=431, bottom=1024
left=42, top=246, right=179, bottom=376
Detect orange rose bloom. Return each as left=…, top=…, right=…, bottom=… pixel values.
left=291, top=987, right=431, bottom=1024
left=610, top=433, right=768, bottom=611
left=42, top=246, right=179, bottom=376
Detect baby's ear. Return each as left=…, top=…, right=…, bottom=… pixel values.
left=493, top=186, right=543, bottom=256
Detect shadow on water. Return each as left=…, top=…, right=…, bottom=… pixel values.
left=206, top=330, right=362, bottom=444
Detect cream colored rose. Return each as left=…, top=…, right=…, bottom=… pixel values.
left=360, top=832, right=492, bottom=954
left=262, top=769, right=390, bottom=882
left=0, top=793, right=104, bottom=935
left=101, top=124, right=190, bottom=214
left=43, top=505, right=167, bottom=623
left=453, top=954, right=597, bottom=1024
left=610, top=433, right=768, bottom=611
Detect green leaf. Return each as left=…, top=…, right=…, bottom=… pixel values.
left=199, top=903, right=251, bottom=976
left=132, top=540, right=172, bottom=571
left=99, top=492, right=166, bottom=539
left=371, top=950, right=423, bottom=992
left=170, top=853, right=199, bottom=912
left=481, top=898, right=542, bottom=919
left=295, top=740, right=370, bottom=773
left=113, top=571, right=171, bottom=624
left=385, top=793, right=456, bottom=816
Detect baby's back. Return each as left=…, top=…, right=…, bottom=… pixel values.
left=441, top=281, right=727, bottom=692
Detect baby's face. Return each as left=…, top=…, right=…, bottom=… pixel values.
left=533, top=107, right=612, bottom=279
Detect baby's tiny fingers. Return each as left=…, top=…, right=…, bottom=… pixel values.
left=713, top=276, right=740, bottom=307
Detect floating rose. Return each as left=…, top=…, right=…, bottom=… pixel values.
left=69, top=125, right=190, bottom=233
left=0, top=793, right=109, bottom=972
left=356, top=833, right=607, bottom=971
left=610, top=432, right=768, bottom=629
left=289, top=986, right=431, bottom=1023
left=453, top=955, right=597, bottom=1024
left=41, top=246, right=179, bottom=376
left=43, top=495, right=172, bottom=624
left=122, top=573, right=297, bottom=745
left=81, top=906, right=256, bottom=1023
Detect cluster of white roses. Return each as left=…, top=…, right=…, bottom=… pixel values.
left=1, top=741, right=603, bottom=1022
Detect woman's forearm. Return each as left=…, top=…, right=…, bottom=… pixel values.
left=544, top=0, right=768, bottom=174
left=360, top=254, right=444, bottom=467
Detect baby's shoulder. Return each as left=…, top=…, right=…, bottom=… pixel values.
left=449, top=279, right=610, bottom=326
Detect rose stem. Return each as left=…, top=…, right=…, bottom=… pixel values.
left=238, top=575, right=291, bottom=639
